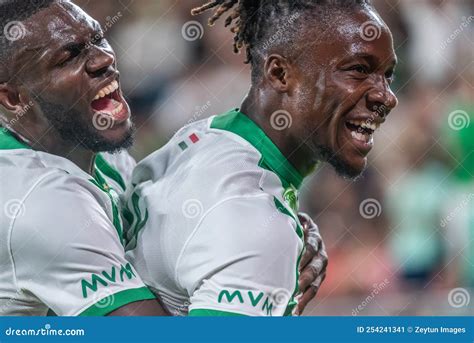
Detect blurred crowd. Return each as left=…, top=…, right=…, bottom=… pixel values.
left=75, top=0, right=473, bottom=315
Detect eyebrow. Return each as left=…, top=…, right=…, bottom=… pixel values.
left=91, top=20, right=103, bottom=33
left=352, top=53, right=397, bottom=68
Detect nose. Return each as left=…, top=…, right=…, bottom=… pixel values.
left=85, top=46, right=115, bottom=77
left=366, top=80, right=398, bottom=118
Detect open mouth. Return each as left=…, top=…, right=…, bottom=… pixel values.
left=344, top=118, right=380, bottom=153
left=90, top=80, right=129, bottom=124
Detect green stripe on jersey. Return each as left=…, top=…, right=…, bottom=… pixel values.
left=95, top=154, right=126, bottom=191
left=78, top=286, right=156, bottom=316
left=211, top=109, right=303, bottom=189
left=90, top=170, right=124, bottom=245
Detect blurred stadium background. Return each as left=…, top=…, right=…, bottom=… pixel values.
left=74, top=0, right=473, bottom=316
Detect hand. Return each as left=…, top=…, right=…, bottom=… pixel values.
left=296, top=213, right=328, bottom=315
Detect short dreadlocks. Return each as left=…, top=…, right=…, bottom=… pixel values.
left=192, top=0, right=372, bottom=81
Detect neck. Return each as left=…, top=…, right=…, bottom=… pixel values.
left=10, top=123, right=96, bottom=174
left=240, top=90, right=318, bottom=178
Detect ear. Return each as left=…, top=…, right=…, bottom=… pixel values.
left=0, top=83, right=24, bottom=113
left=263, top=54, right=294, bottom=93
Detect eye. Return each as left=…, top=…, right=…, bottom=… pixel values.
left=385, top=69, right=395, bottom=83
left=351, top=64, right=369, bottom=74
left=94, top=35, right=107, bottom=46
left=57, top=46, right=83, bottom=67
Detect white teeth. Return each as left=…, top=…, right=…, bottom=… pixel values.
left=112, top=102, right=124, bottom=115
left=351, top=131, right=365, bottom=141
left=93, top=80, right=119, bottom=100
left=348, top=119, right=380, bottom=132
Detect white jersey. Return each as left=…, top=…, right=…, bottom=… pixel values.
left=0, top=130, right=154, bottom=316
left=125, top=109, right=305, bottom=316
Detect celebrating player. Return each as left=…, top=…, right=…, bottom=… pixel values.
left=0, top=0, right=326, bottom=316
left=125, top=0, right=397, bottom=316
left=0, top=0, right=166, bottom=316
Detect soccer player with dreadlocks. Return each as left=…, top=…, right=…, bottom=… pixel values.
left=125, top=0, right=397, bottom=316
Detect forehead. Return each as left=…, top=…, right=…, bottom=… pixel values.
left=22, top=2, right=98, bottom=47
left=302, top=8, right=396, bottom=65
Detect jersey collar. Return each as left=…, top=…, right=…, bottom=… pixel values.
left=211, top=109, right=304, bottom=189
left=0, top=129, right=31, bottom=150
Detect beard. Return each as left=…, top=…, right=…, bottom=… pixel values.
left=37, top=97, right=134, bottom=153
left=313, top=143, right=366, bottom=180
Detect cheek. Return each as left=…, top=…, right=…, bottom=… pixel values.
left=41, top=72, right=85, bottom=107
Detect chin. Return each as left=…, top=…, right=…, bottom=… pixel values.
left=87, top=120, right=135, bottom=153
left=328, top=153, right=367, bottom=180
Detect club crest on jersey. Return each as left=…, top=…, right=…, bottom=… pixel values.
left=178, top=133, right=200, bottom=151
left=283, top=186, right=299, bottom=213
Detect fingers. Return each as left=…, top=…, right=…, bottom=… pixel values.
left=296, top=273, right=326, bottom=315
left=299, top=244, right=316, bottom=272
left=298, top=252, right=327, bottom=292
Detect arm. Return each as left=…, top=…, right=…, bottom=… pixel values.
left=108, top=299, right=168, bottom=316
left=11, top=173, right=166, bottom=316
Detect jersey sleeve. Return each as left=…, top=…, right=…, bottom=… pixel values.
left=177, top=196, right=303, bottom=317
left=10, top=172, right=155, bottom=316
